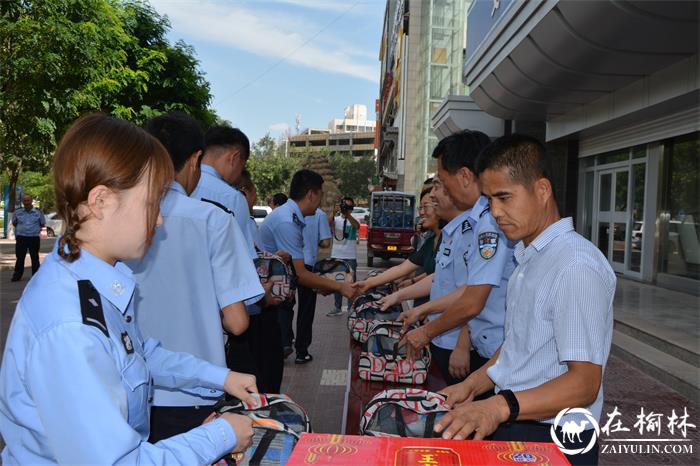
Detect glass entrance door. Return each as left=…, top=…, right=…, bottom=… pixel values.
left=595, top=168, right=631, bottom=273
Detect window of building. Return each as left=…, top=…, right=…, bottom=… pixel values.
left=658, top=132, right=700, bottom=281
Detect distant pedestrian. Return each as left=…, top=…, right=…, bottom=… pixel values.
left=269, top=192, right=288, bottom=210
left=328, top=197, right=359, bottom=316
left=11, top=194, right=45, bottom=282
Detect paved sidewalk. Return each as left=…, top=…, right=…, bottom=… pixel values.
left=0, top=242, right=697, bottom=464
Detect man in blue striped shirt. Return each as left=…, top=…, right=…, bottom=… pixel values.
left=435, top=135, right=615, bottom=466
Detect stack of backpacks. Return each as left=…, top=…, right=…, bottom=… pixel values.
left=348, top=271, right=431, bottom=386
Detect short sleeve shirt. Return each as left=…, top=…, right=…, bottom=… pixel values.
left=0, top=248, right=237, bottom=465
left=257, top=200, right=306, bottom=261
left=12, top=208, right=45, bottom=236
left=408, top=232, right=441, bottom=276
left=126, top=182, right=264, bottom=406
left=428, top=209, right=472, bottom=350
left=486, top=217, right=616, bottom=426
left=463, top=196, right=516, bottom=358
left=303, top=209, right=332, bottom=266
left=191, top=164, right=257, bottom=260
left=330, top=216, right=357, bottom=260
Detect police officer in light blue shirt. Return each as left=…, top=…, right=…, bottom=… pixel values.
left=401, top=131, right=514, bottom=385
left=436, top=135, right=615, bottom=466
left=11, top=194, right=46, bottom=282
left=191, top=126, right=257, bottom=260
left=295, top=208, right=332, bottom=359
left=258, top=170, right=356, bottom=366
left=0, top=114, right=256, bottom=465
left=127, top=113, right=264, bottom=442
left=303, top=208, right=332, bottom=268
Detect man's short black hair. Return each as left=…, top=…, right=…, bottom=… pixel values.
left=475, top=134, right=553, bottom=189
left=289, top=169, right=324, bottom=201
left=234, top=169, right=254, bottom=192
left=205, top=125, right=250, bottom=160
left=272, top=192, right=288, bottom=206
left=419, top=188, right=432, bottom=200
left=423, top=177, right=434, bottom=185
left=145, top=112, right=204, bottom=172
left=431, top=130, right=491, bottom=174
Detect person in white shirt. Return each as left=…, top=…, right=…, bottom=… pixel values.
left=328, top=197, right=360, bottom=316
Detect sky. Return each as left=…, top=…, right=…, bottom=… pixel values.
left=149, top=0, right=385, bottom=144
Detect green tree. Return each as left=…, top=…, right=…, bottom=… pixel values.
left=329, top=154, right=376, bottom=204
left=0, top=0, right=218, bottom=213
left=251, top=133, right=278, bottom=158
left=109, top=1, right=217, bottom=126
left=248, top=154, right=301, bottom=204
left=1, top=0, right=132, bottom=211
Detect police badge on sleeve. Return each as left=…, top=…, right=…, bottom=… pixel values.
left=478, top=232, right=499, bottom=259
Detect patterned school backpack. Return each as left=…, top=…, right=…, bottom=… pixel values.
left=347, top=294, right=402, bottom=343
left=210, top=394, right=311, bottom=466
left=358, top=321, right=431, bottom=385
left=312, top=258, right=353, bottom=291
left=254, top=252, right=296, bottom=305
left=359, top=388, right=449, bottom=437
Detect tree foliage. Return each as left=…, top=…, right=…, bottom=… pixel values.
left=0, top=0, right=217, bottom=211
left=329, top=153, right=375, bottom=204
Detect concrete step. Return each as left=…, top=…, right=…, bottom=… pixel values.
left=611, top=330, right=699, bottom=401
left=614, top=319, right=700, bottom=368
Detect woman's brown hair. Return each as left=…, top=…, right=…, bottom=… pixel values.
left=53, top=113, right=174, bottom=262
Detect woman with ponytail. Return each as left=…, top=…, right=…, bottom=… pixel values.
left=0, top=114, right=257, bottom=465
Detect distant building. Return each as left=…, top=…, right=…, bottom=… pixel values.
left=328, top=104, right=376, bottom=134
left=377, top=0, right=496, bottom=193
left=287, top=104, right=376, bottom=157
left=463, top=0, right=699, bottom=294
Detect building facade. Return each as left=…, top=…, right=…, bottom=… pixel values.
left=378, top=0, right=469, bottom=194
left=287, top=104, right=376, bottom=158
left=463, top=0, right=699, bottom=294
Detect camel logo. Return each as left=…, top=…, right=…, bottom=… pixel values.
left=550, top=407, right=600, bottom=455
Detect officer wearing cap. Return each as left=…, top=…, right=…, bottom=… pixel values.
left=258, top=169, right=355, bottom=367
left=401, top=131, right=515, bottom=384
left=127, top=113, right=264, bottom=441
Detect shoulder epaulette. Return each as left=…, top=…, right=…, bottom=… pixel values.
left=479, top=206, right=491, bottom=218
left=292, top=213, right=303, bottom=227
left=201, top=198, right=235, bottom=216
left=461, top=219, right=472, bottom=234
left=78, top=280, right=109, bottom=338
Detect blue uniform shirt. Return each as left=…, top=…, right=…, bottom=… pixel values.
left=303, top=208, right=332, bottom=266
left=487, top=217, right=615, bottom=426
left=126, top=182, right=263, bottom=407
left=258, top=200, right=306, bottom=260
left=192, top=164, right=257, bottom=260
left=0, top=248, right=237, bottom=465
left=428, top=208, right=471, bottom=350
left=462, top=196, right=516, bottom=358
left=12, top=207, right=45, bottom=236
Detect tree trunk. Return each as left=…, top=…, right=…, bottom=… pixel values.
left=8, top=164, right=21, bottom=213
